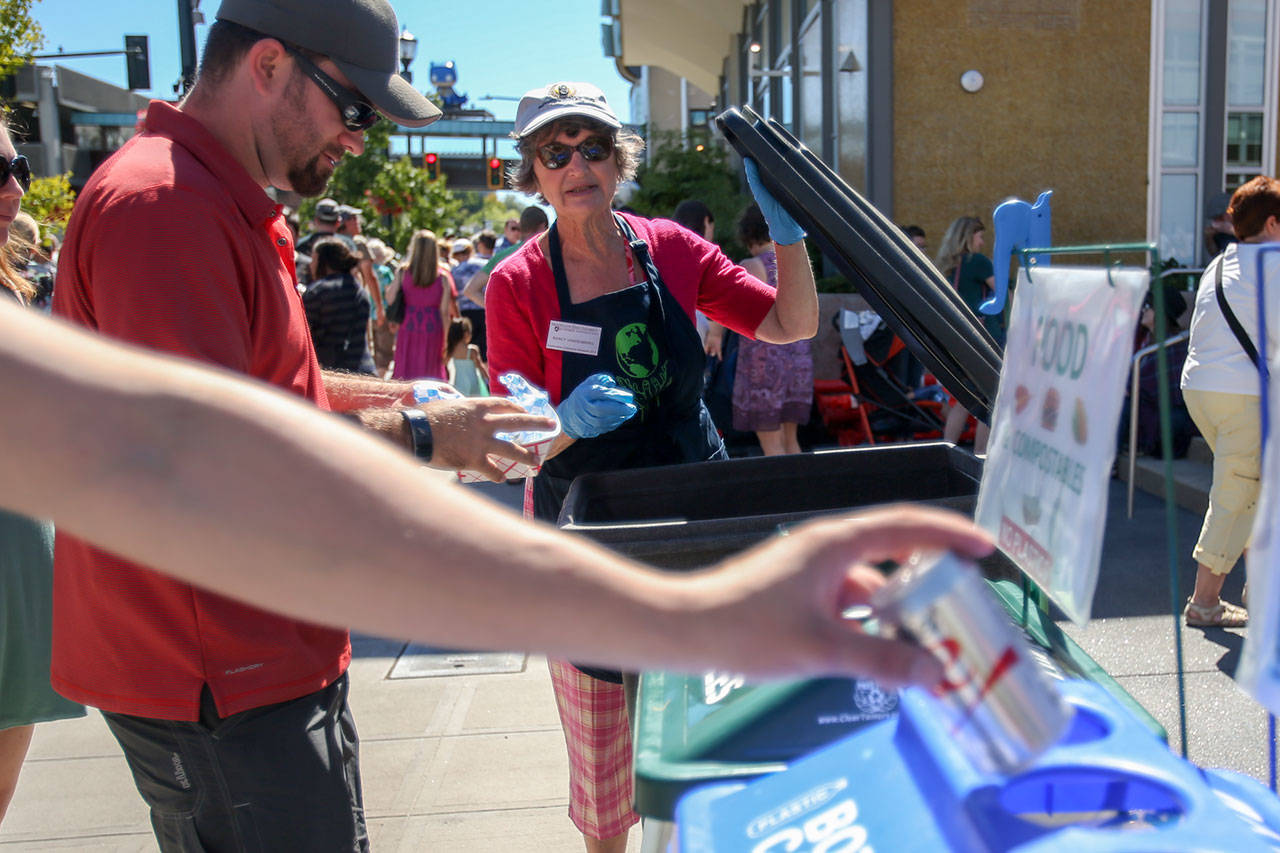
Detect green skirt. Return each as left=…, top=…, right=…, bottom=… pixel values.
left=0, top=509, right=84, bottom=728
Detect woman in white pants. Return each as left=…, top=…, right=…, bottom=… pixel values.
left=1181, top=176, right=1280, bottom=627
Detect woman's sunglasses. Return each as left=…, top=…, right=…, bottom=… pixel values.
left=0, top=155, right=30, bottom=193
left=284, top=46, right=381, bottom=132
left=535, top=136, right=614, bottom=170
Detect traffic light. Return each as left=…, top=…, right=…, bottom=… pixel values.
left=125, top=35, right=150, bottom=91
left=486, top=157, right=504, bottom=190
left=424, top=152, right=439, bottom=181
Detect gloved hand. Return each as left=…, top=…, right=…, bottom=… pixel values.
left=558, top=373, right=638, bottom=439
left=744, top=158, right=806, bottom=246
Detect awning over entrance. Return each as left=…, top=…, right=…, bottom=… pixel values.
left=618, top=0, right=750, bottom=95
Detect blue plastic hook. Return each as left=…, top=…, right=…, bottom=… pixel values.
left=988, top=190, right=1053, bottom=314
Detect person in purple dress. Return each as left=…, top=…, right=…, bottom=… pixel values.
left=391, top=229, right=454, bottom=381
left=731, top=203, right=814, bottom=455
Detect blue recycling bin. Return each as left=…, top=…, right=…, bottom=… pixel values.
left=675, top=679, right=1280, bottom=851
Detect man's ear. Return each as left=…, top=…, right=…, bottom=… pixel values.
left=245, top=38, right=290, bottom=97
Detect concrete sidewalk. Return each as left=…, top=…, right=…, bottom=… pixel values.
left=1, top=647, right=604, bottom=851
left=1, top=475, right=1273, bottom=850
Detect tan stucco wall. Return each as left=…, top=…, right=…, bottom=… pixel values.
left=642, top=66, right=715, bottom=138
left=892, top=0, right=1150, bottom=257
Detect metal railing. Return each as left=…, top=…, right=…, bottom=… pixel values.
left=1126, top=330, right=1190, bottom=518
left=1124, top=267, right=1201, bottom=519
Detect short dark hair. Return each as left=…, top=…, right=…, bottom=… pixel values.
left=197, top=20, right=266, bottom=86
left=1229, top=176, right=1280, bottom=240
left=673, top=200, right=713, bottom=234
left=197, top=20, right=325, bottom=89
left=519, top=205, right=549, bottom=235
left=737, top=203, right=771, bottom=248
left=475, top=230, right=497, bottom=252
left=311, top=237, right=359, bottom=277
left=903, top=224, right=925, bottom=240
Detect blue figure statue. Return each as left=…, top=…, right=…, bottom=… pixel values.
left=429, top=61, right=468, bottom=111
left=988, top=190, right=1053, bottom=315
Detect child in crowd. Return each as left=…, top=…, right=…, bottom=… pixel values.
left=446, top=317, right=488, bottom=397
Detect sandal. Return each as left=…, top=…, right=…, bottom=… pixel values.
left=1184, top=597, right=1248, bottom=628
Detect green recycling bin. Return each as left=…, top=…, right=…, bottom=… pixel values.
left=556, top=442, right=1163, bottom=822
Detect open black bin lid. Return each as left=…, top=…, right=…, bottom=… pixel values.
left=715, top=106, right=1001, bottom=421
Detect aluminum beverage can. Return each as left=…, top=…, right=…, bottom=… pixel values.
left=871, top=550, right=1072, bottom=773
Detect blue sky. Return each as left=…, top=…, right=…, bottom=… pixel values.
left=32, top=0, right=633, bottom=136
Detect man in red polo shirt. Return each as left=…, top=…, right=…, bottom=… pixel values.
left=49, top=1, right=549, bottom=849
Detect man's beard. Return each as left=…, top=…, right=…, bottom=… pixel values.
left=288, top=153, right=332, bottom=197
left=273, top=73, right=336, bottom=197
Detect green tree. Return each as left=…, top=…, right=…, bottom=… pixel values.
left=364, top=156, right=463, bottom=253
left=453, top=190, right=521, bottom=234
left=21, top=171, right=74, bottom=230
left=628, top=132, right=748, bottom=259
left=0, top=0, right=41, bottom=81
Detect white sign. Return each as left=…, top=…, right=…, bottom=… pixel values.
left=975, top=265, right=1146, bottom=623
left=546, top=320, right=602, bottom=356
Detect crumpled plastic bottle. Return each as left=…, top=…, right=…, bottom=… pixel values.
left=412, top=374, right=561, bottom=482
left=493, top=373, right=561, bottom=444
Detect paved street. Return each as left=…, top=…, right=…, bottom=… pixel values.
left=1, top=474, right=1271, bottom=850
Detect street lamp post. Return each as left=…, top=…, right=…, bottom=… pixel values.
left=399, top=28, right=418, bottom=84
left=176, top=0, right=200, bottom=94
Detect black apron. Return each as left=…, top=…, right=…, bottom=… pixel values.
left=534, top=214, right=726, bottom=682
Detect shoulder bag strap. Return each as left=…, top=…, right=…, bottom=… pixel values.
left=1213, top=249, right=1261, bottom=368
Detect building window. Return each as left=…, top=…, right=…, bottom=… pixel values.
left=798, top=2, right=823, bottom=149
left=1226, top=111, right=1264, bottom=189
left=1153, top=0, right=1205, bottom=266
left=1227, top=0, right=1267, bottom=105
left=1225, top=0, right=1271, bottom=191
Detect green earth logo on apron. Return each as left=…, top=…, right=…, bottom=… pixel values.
left=615, top=322, right=659, bottom=379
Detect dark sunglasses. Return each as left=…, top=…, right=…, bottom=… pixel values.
left=535, top=136, right=614, bottom=170
left=284, top=46, right=380, bottom=132
left=0, top=155, right=30, bottom=192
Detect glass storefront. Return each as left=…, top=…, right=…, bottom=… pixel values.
left=835, top=0, right=868, bottom=191
left=1151, top=0, right=1278, bottom=264
left=1155, top=0, right=1205, bottom=265
left=1225, top=0, right=1269, bottom=190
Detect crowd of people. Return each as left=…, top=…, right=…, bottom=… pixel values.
left=280, top=195, right=560, bottom=399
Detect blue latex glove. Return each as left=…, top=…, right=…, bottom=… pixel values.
left=558, top=373, right=638, bottom=439
left=744, top=158, right=806, bottom=245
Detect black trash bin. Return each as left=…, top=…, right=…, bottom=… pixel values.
left=559, top=441, right=981, bottom=570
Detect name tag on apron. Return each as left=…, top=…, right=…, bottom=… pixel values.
left=546, top=320, right=602, bottom=356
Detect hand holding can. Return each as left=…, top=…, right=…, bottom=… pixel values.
left=872, top=550, right=1072, bottom=773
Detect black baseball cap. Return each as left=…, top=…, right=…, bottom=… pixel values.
left=215, top=0, right=442, bottom=127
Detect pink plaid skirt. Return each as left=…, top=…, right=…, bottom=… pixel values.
left=547, top=659, right=640, bottom=839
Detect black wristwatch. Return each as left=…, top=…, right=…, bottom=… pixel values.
left=400, top=408, right=434, bottom=463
